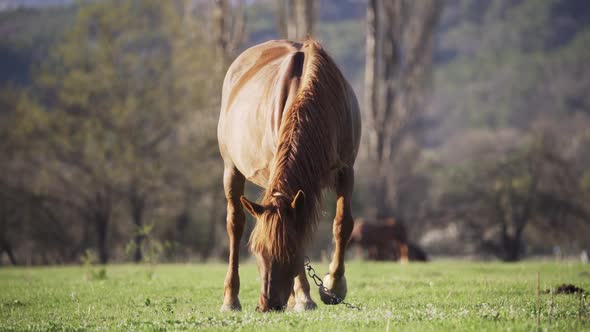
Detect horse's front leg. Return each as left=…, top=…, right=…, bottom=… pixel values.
left=321, top=167, right=354, bottom=304
left=221, top=165, right=246, bottom=311
left=287, top=264, right=317, bottom=311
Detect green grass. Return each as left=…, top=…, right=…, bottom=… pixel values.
left=1, top=261, right=589, bottom=331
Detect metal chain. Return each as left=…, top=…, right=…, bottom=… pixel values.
left=303, top=256, right=362, bottom=310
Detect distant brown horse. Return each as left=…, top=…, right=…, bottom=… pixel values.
left=217, top=39, right=361, bottom=312
left=349, top=218, right=410, bottom=262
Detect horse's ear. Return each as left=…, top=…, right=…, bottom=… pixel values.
left=240, top=196, right=265, bottom=218
left=290, top=190, right=305, bottom=214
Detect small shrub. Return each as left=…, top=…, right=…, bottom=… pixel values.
left=126, top=224, right=163, bottom=279
left=81, top=249, right=107, bottom=281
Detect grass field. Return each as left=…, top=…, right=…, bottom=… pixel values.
left=1, top=261, right=589, bottom=331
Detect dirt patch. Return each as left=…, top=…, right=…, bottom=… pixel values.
left=545, top=284, right=587, bottom=295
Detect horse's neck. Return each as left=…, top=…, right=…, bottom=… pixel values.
left=267, top=158, right=319, bottom=196
left=265, top=168, right=320, bottom=223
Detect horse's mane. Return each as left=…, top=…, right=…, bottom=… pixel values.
left=250, top=39, right=349, bottom=261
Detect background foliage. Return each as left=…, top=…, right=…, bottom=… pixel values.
left=0, top=0, right=589, bottom=265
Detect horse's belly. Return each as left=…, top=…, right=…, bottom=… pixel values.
left=243, top=167, right=271, bottom=188
left=233, top=146, right=274, bottom=188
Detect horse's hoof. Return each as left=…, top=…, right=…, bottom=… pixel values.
left=220, top=299, right=242, bottom=312
left=293, top=300, right=317, bottom=312
left=319, top=274, right=347, bottom=305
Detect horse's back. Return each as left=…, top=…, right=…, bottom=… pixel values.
left=351, top=218, right=408, bottom=246
left=218, top=39, right=360, bottom=188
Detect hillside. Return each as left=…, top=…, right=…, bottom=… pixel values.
left=0, top=0, right=71, bottom=11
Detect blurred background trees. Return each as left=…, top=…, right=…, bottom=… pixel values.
left=363, top=0, right=444, bottom=219
left=0, top=0, right=589, bottom=265
left=439, top=131, right=589, bottom=261
left=0, top=0, right=225, bottom=264
left=275, top=0, right=315, bottom=40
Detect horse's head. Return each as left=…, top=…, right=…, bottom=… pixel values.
left=240, top=190, right=305, bottom=312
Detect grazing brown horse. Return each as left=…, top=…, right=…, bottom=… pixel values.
left=349, top=218, right=410, bottom=262
left=217, top=39, right=361, bottom=312
left=407, top=242, right=428, bottom=262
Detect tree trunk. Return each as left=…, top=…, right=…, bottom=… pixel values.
left=132, top=202, right=144, bottom=263
left=286, top=0, right=297, bottom=40
left=212, top=0, right=246, bottom=63
left=500, top=225, right=525, bottom=262
left=96, top=215, right=109, bottom=264
left=1, top=243, right=18, bottom=265
left=212, top=0, right=228, bottom=60
left=365, top=0, right=393, bottom=219
left=363, top=0, right=443, bottom=219
left=275, top=0, right=288, bottom=38
left=129, top=186, right=146, bottom=263
left=364, top=0, right=378, bottom=161
left=378, top=0, right=404, bottom=163
left=0, top=200, right=16, bottom=265
left=502, top=236, right=521, bottom=262
left=294, top=0, right=314, bottom=39
left=277, top=0, right=313, bottom=40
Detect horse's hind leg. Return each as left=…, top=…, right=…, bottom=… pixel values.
left=399, top=242, right=409, bottom=263
left=221, top=165, right=246, bottom=311
left=287, top=265, right=317, bottom=311
left=321, top=167, right=354, bottom=304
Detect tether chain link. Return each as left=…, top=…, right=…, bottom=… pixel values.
left=303, top=256, right=362, bottom=310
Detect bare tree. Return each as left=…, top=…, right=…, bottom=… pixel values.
left=275, top=0, right=289, bottom=39
left=275, top=0, right=315, bottom=40
left=445, top=133, right=590, bottom=261
left=364, top=0, right=378, bottom=144
left=212, top=0, right=247, bottom=65
left=364, top=0, right=444, bottom=218
left=294, top=0, right=314, bottom=39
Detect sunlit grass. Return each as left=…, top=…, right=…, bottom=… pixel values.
left=1, top=261, right=589, bottom=331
